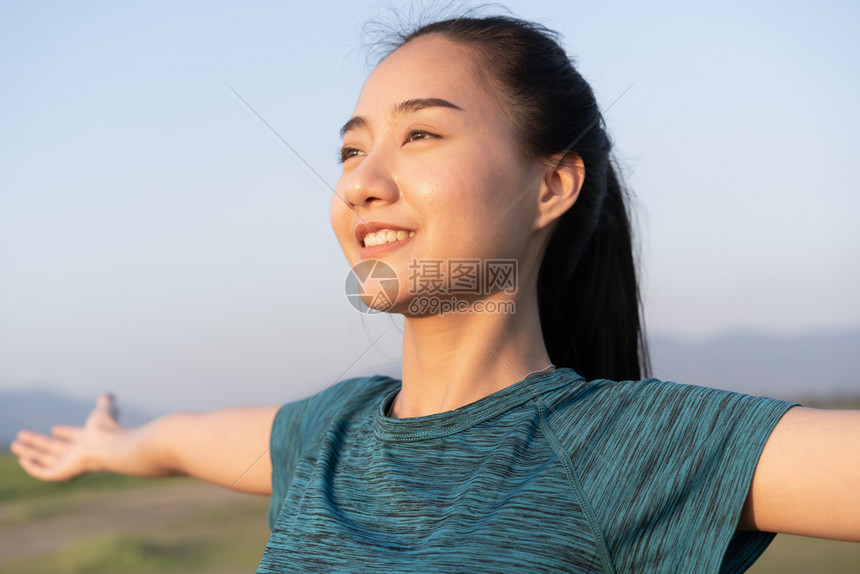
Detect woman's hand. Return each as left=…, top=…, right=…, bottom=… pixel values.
left=11, top=393, right=122, bottom=481
left=10, top=394, right=279, bottom=494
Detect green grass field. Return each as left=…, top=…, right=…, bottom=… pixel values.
left=1, top=453, right=857, bottom=572
left=0, top=454, right=270, bottom=573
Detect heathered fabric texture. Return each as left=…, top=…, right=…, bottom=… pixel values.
left=258, top=368, right=796, bottom=573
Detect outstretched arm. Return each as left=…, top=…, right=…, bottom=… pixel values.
left=10, top=394, right=279, bottom=495
left=739, top=406, right=860, bottom=541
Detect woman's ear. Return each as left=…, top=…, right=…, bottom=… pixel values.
left=534, top=153, right=584, bottom=230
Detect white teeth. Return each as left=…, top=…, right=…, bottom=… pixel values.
left=363, top=228, right=415, bottom=247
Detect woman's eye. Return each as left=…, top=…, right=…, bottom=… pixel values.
left=406, top=130, right=434, bottom=143
left=338, top=147, right=362, bottom=163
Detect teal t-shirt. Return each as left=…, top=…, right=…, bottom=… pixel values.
left=258, top=368, right=796, bottom=573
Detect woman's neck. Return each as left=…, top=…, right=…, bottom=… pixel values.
left=390, top=292, right=552, bottom=418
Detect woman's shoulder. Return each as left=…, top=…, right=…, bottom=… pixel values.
left=539, top=373, right=798, bottom=451
left=544, top=372, right=793, bottom=413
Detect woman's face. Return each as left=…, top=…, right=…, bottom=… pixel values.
left=330, top=34, right=544, bottom=312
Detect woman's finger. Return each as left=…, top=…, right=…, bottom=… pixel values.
left=9, top=438, right=31, bottom=458
left=11, top=437, right=51, bottom=460
left=11, top=438, right=58, bottom=466
left=88, top=393, right=119, bottom=425
left=14, top=429, right=67, bottom=456
left=14, top=429, right=46, bottom=448
left=18, top=454, right=66, bottom=482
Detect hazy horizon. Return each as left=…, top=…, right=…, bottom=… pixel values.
left=2, top=327, right=859, bottom=416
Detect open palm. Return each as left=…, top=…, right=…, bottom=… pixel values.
left=10, top=394, right=120, bottom=481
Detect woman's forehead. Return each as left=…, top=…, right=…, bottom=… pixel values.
left=352, top=35, right=483, bottom=116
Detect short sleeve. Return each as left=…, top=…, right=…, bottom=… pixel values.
left=546, top=378, right=799, bottom=573
left=267, top=396, right=316, bottom=529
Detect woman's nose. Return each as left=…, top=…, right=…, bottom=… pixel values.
left=341, top=152, right=399, bottom=208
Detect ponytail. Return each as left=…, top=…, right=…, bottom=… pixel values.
left=538, top=161, right=650, bottom=381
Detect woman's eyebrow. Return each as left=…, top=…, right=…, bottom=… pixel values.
left=392, top=97, right=463, bottom=115
left=340, top=116, right=367, bottom=138
left=339, top=98, right=464, bottom=138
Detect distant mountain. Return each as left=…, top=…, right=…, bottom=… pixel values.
left=0, top=388, right=153, bottom=447
left=649, top=330, right=860, bottom=401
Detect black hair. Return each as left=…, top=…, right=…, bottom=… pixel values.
left=394, top=16, right=650, bottom=381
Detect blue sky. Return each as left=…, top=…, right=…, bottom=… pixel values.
left=1, top=1, right=858, bottom=412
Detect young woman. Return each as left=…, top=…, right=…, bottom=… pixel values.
left=11, top=15, right=860, bottom=573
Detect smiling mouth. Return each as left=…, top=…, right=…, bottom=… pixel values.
left=363, top=229, right=416, bottom=247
